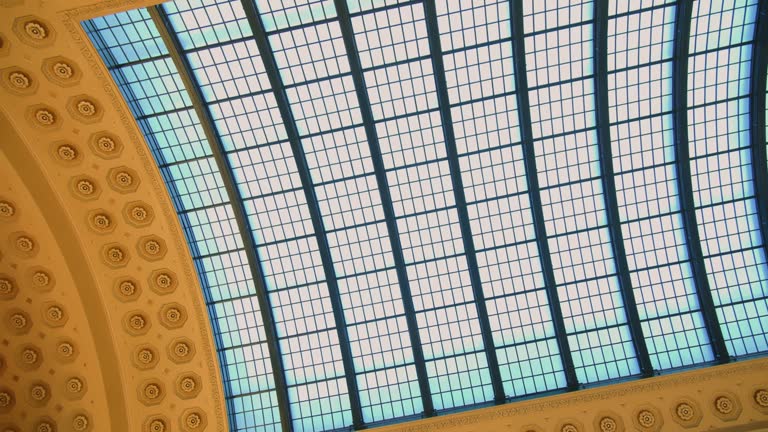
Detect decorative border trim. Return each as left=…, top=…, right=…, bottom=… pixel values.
left=377, top=359, right=768, bottom=432
left=57, top=1, right=226, bottom=430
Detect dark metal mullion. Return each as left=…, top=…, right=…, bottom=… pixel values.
left=716, top=294, right=768, bottom=311
left=136, top=105, right=195, bottom=121
left=158, top=153, right=215, bottom=169
left=329, top=4, right=436, bottom=414
left=593, top=0, right=654, bottom=377
left=328, top=0, right=435, bottom=417
left=750, top=0, right=768, bottom=262
left=686, top=39, right=755, bottom=58
left=423, top=0, right=505, bottom=403
left=509, top=0, right=579, bottom=389
left=671, top=0, right=730, bottom=363
left=673, top=93, right=750, bottom=111
left=106, top=52, right=169, bottom=70
left=179, top=199, right=238, bottom=215
left=360, top=53, right=434, bottom=74
left=240, top=1, right=365, bottom=428
left=528, top=74, right=593, bottom=92
left=347, top=0, right=423, bottom=18
left=148, top=7, right=294, bottom=432
left=524, top=18, right=594, bottom=38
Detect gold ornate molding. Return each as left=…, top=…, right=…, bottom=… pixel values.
left=372, top=359, right=768, bottom=432
left=0, top=133, right=121, bottom=432
left=0, top=0, right=226, bottom=431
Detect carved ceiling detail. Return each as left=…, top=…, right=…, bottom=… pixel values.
left=0, top=151, right=112, bottom=432
left=369, top=361, right=768, bottom=432
left=0, top=1, right=227, bottom=430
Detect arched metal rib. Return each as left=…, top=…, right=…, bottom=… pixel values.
left=148, top=6, right=294, bottom=431
left=423, top=0, right=507, bottom=403
left=750, top=0, right=768, bottom=262
left=671, top=0, right=730, bottom=364
left=508, top=0, right=579, bottom=390
left=593, top=0, right=654, bottom=377
left=238, top=0, right=365, bottom=427
left=333, top=0, right=436, bottom=418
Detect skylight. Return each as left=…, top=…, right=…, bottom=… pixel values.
left=83, top=0, right=768, bottom=431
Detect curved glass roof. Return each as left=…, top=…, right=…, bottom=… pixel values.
left=83, top=0, right=768, bottom=430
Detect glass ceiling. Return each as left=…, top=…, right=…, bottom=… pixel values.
left=83, top=0, right=768, bottom=431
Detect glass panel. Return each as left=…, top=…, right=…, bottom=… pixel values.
left=164, top=0, right=252, bottom=49
left=85, top=9, right=167, bottom=66
left=608, top=2, right=714, bottom=369
left=257, top=0, right=336, bottom=32
left=265, top=2, right=425, bottom=420
left=438, top=0, right=565, bottom=398
left=688, top=0, right=768, bottom=356
left=523, top=0, right=639, bottom=383
left=354, top=2, right=495, bottom=409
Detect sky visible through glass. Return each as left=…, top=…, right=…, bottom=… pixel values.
left=83, top=0, right=768, bottom=430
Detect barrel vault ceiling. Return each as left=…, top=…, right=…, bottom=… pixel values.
left=0, top=0, right=767, bottom=432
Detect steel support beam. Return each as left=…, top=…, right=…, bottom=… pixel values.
left=508, top=0, right=579, bottom=390
left=593, top=0, right=654, bottom=377
left=148, top=6, right=294, bottom=431
left=423, top=0, right=505, bottom=403
left=238, top=1, right=365, bottom=428
left=750, top=0, right=768, bottom=262
left=671, top=0, right=730, bottom=363
left=333, top=0, right=436, bottom=418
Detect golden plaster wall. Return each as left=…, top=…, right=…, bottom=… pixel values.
left=0, top=1, right=227, bottom=431
left=0, top=1, right=766, bottom=432
left=0, top=122, right=118, bottom=432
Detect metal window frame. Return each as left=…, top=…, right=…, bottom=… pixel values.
left=148, top=6, right=294, bottom=431
left=671, top=0, right=730, bottom=364
left=88, top=1, right=768, bottom=429
left=750, top=0, right=768, bottom=261
left=593, top=0, right=654, bottom=377
left=423, top=0, right=506, bottom=403
left=333, top=0, right=436, bottom=418
left=239, top=0, right=365, bottom=428
left=508, top=0, right=579, bottom=390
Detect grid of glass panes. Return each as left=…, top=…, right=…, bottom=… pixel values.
left=351, top=1, right=495, bottom=410
left=522, top=0, right=640, bottom=383
left=607, top=2, right=714, bottom=369
left=163, top=0, right=252, bottom=49
left=86, top=9, right=166, bottom=67
left=436, top=0, right=567, bottom=397
left=85, top=2, right=768, bottom=430
left=163, top=2, right=355, bottom=430
left=688, top=0, right=768, bottom=356
left=83, top=8, right=282, bottom=431
left=266, top=3, right=425, bottom=423
left=257, top=0, right=336, bottom=32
